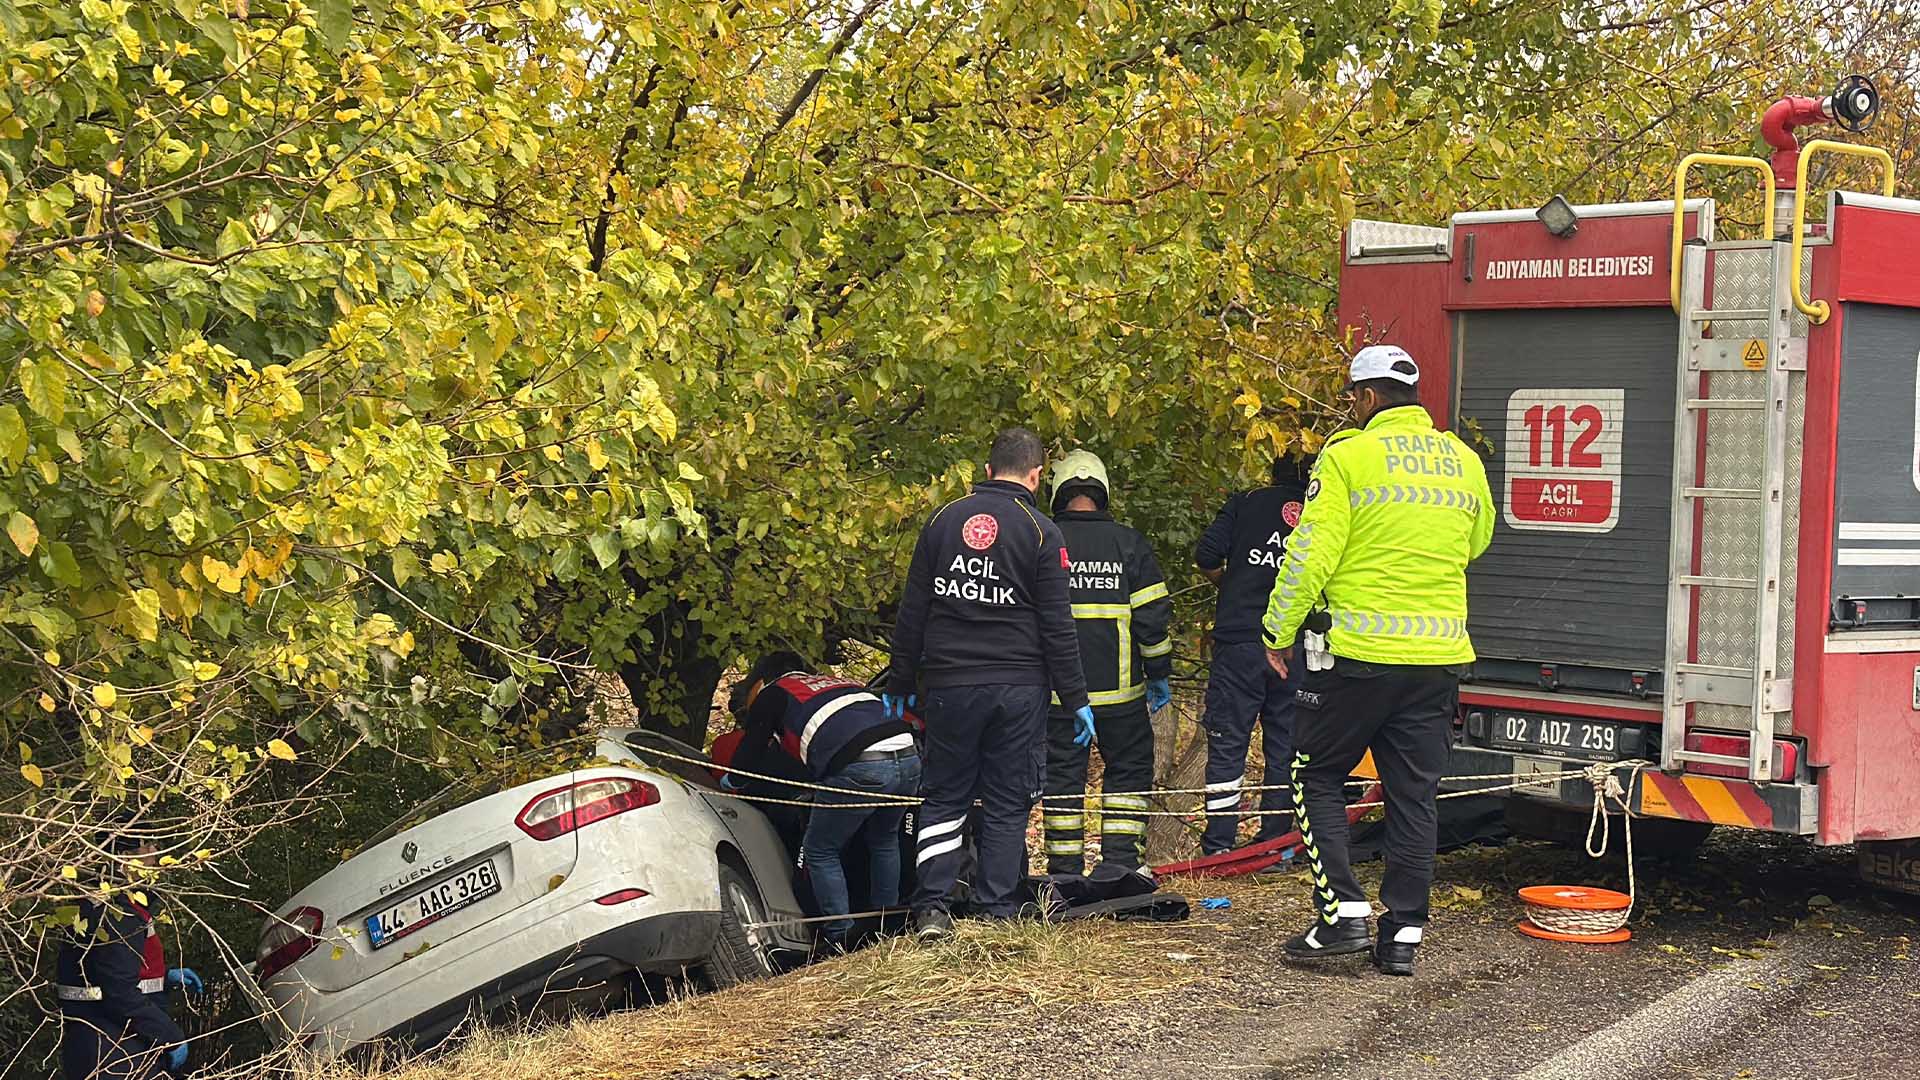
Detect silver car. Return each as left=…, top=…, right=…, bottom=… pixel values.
left=255, top=728, right=811, bottom=1062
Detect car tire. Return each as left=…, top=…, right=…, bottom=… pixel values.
left=700, top=861, right=775, bottom=989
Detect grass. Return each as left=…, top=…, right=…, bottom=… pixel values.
left=318, top=915, right=1219, bottom=1080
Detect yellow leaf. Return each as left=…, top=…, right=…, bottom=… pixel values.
left=584, top=437, right=608, bottom=471
left=209, top=93, right=229, bottom=116
left=193, top=661, right=220, bottom=681
left=129, top=726, right=154, bottom=746
left=6, top=511, right=38, bottom=556
left=17, top=742, right=29, bottom=763
left=20, top=763, right=42, bottom=787
left=60, top=865, right=77, bottom=880
left=37, top=693, right=54, bottom=712
left=266, top=738, right=297, bottom=762
left=42, top=649, right=59, bottom=665
left=191, top=849, right=212, bottom=860
left=392, top=630, right=415, bottom=658
left=91, top=683, right=117, bottom=709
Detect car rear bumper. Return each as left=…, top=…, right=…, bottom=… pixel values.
left=360, top=909, right=719, bottom=1057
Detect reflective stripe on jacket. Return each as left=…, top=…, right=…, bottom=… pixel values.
left=1053, top=510, right=1172, bottom=706
left=1260, top=405, right=1494, bottom=666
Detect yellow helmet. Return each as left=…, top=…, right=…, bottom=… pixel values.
left=1048, top=449, right=1110, bottom=513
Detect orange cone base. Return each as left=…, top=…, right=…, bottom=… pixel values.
left=1516, top=921, right=1631, bottom=944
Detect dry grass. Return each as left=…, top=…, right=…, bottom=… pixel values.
left=315, top=917, right=1216, bottom=1080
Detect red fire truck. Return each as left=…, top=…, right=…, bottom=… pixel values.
left=1336, top=78, right=1920, bottom=888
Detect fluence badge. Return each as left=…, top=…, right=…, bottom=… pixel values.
left=961, top=513, right=999, bottom=551
left=1305, top=478, right=1322, bottom=502
left=1282, top=500, right=1303, bottom=528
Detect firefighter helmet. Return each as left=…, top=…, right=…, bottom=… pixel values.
left=1049, top=449, right=1110, bottom=513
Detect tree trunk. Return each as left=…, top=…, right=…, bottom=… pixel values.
left=1146, top=689, right=1208, bottom=865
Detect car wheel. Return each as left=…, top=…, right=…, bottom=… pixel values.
left=700, top=861, right=775, bottom=989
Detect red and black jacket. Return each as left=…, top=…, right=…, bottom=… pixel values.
left=735, top=673, right=912, bottom=780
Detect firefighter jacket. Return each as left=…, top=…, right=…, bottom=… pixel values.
left=735, top=673, right=911, bottom=779
left=1194, top=481, right=1309, bottom=645
left=889, top=479, right=1090, bottom=712
left=1262, top=405, right=1494, bottom=666
left=56, top=897, right=185, bottom=1051
left=1053, top=509, right=1172, bottom=706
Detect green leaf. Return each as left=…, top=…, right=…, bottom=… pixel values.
left=41, top=541, right=81, bottom=586
left=391, top=547, right=418, bottom=587
left=588, top=530, right=621, bottom=570
left=19, top=358, right=67, bottom=423
left=195, top=14, right=237, bottom=60
left=216, top=218, right=252, bottom=259
left=0, top=404, right=25, bottom=467
left=315, top=0, right=353, bottom=53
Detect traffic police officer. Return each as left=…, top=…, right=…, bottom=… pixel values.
left=57, top=830, right=199, bottom=1078
left=888, top=428, right=1092, bottom=939
left=1193, top=453, right=1314, bottom=854
left=1263, top=345, right=1493, bottom=976
left=1040, top=450, right=1173, bottom=875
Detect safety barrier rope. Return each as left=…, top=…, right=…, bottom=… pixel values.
left=624, top=742, right=1634, bottom=817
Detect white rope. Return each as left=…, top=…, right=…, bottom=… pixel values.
left=1520, top=760, right=1650, bottom=937
left=627, top=741, right=1617, bottom=816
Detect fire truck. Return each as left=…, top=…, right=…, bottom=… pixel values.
left=1335, top=77, right=1920, bottom=889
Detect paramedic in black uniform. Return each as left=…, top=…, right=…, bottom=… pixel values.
left=887, top=427, right=1092, bottom=940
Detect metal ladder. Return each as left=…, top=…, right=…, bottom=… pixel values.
left=1661, top=237, right=1799, bottom=782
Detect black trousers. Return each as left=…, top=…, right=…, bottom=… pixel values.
left=911, top=683, right=1048, bottom=917
left=1201, top=640, right=1299, bottom=853
left=1043, top=698, right=1155, bottom=872
left=1291, top=660, right=1457, bottom=929
left=60, top=1014, right=164, bottom=1080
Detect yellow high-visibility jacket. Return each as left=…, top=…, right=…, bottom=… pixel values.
left=1261, top=405, right=1495, bottom=666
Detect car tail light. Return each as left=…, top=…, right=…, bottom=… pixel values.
left=516, top=777, right=660, bottom=841
left=595, top=888, right=651, bottom=905
left=257, top=906, right=324, bottom=981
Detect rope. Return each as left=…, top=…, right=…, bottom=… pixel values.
left=744, top=906, right=907, bottom=931
left=1519, top=760, right=1650, bottom=937
left=625, top=741, right=1619, bottom=816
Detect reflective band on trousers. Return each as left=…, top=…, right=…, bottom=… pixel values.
left=1328, top=612, right=1467, bottom=638
left=1103, top=819, right=1147, bottom=835
left=1044, top=815, right=1085, bottom=829
left=57, top=985, right=103, bottom=1002
left=1046, top=841, right=1084, bottom=855
left=1102, top=794, right=1150, bottom=812
left=1348, top=485, right=1482, bottom=512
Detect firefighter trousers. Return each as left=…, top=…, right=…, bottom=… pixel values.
left=1200, top=640, right=1299, bottom=853
left=1042, top=698, right=1154, bottom=873
left=911, top=683, right=1048, bottom=918
left=1291, top=660, right=1457, bottom=930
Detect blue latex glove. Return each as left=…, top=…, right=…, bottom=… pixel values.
left=718, top=773, right=742, bottom=792
left=166, top=1044, right=189, bottom=1073
left=1072, top=705, right=1096, bottom=747
left=1145, top=678, right=1171, bottom=714
left=166, top=967, right=202, bottom=994
left=1199, top=897, right=1232, bottom=910
left=882, top=692, right=915, bottom=721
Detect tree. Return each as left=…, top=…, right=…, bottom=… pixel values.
left=0, top=0, right=1907, bottom=1060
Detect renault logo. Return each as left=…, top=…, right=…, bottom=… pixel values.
left=401, top=841, right=418, bottom=864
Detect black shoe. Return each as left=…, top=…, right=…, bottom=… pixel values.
left=1251, top=853, right=1301, bottom=877
left=1373, top=924, right=1420, bottom=976
left=1283, top=915, right=1373, bottom=960
left=1046, top=860, right=1086, bottom=878
left=914, top=909, right=954, bottom=941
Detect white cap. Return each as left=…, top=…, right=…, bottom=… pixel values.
left=1347, top=344, right=1419, bottom=388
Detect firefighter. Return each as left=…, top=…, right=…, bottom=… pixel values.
left=1193, top=453, right=1315, bottom=855
left=56, top=826, right=199, bottom=1079
left=887, top=427, right=1092, bottom=940
left=1040, top=450, right=1172, bottom=876
left=1263, top=344, right=1493, bottom=976
left=726, top=651, right=921, bottom=953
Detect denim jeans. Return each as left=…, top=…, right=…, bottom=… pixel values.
left=803, top=753, right=923, bottom=939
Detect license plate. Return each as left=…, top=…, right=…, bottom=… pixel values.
left=1488, top=712, right=1623, bottom=762
left=367, top=860, right=501, bottom=949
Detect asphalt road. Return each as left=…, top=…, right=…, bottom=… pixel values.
left=685, top=827, right=1920, bottom=1080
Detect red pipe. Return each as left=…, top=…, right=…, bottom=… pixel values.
left=1762, top=95, right=1831, bottom=188
left=1152, top=783, right=1383, bottom=880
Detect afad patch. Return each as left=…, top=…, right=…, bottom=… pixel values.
left=962, top=513, right=999, bottom=551
left=1282, top=500, right=1303, bottom=528
left=1305, top=478, right=1322, bottom=502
